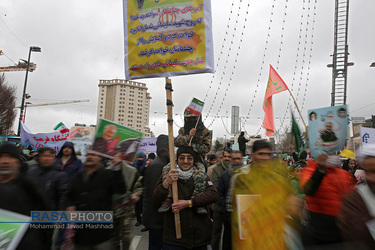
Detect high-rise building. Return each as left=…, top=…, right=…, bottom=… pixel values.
left=97, top=79, right=154, bottom=137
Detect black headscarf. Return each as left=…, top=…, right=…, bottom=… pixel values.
left=183, top=109, right=206, bottom=143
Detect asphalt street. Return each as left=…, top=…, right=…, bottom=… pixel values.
left=129, top=219, right=213, bottom=250
left=130, top=220, right=149, bottom=250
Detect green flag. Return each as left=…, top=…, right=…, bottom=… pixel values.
left=291, top=112, right=306, bottom=154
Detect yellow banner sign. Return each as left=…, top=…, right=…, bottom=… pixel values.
left=123, top=0, right=214, bottom=80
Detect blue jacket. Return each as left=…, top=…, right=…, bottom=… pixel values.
left=56, top=141, right=83, bottom=184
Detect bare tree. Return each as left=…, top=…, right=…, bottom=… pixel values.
left=0, top=74, right=17, bottom=134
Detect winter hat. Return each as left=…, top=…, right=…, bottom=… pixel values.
left=176, top=146, right=196, bottom=162
left=0, top=143, right=21, bottom=164
left=136, top=151, right=146, bottom=159
left=147, top=153, right=156, bottom=160
left=156, top=135, right=169, bottom=156
left=156, top=135, right=168, bottom=149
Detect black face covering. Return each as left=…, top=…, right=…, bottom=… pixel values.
left=183, top=115, right=206, bottom=143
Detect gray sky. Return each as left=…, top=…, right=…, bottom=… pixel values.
left=1, top=0, right=374, bottom=140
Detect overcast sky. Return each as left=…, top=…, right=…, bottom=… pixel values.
left=1, top=0, right=374, bottom=140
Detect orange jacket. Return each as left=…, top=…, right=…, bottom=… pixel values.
left=300, top=161, right=355, bottom=216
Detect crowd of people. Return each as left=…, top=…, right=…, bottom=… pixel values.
left=0, top=108, right=374, bottom=250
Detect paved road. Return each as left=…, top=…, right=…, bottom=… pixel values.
left=128, top=219, right=213, bottom=250
left=129, top=220, right=149, bottom=250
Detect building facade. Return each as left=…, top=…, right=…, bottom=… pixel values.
left=97, top=79, right=154, bottom=137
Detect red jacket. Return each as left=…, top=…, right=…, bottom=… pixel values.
left=300, top=161, right=355, bottom=216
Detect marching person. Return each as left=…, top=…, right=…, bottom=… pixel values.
left=228, top=140, right=295, bottom=249
left=27, top=147, right=69, bottom=211
left=0, top=143, right=48, bottom=249
left=55, top=141, right=83, bottom=184
left=134, top=151, right=146, bottom=227
left=210, top=149, right=231, bottom=250
left=65, top=151, right=126, bottom=249
left=217, top=150, right=244, bottom=250
left=143, top=135, right=170, bottom=250
left=27, top=147, right=69, bottom=249
left=110, top=152, right=139, bottom=250
left=153, top=146, right=218, bottom=250
left=300, top=153, right=355, bottom=246
left=339, top=144, right=375, bottom=249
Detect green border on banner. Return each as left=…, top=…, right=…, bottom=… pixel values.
left=91, top=119, right=143, bottom=161
left=0, top=209, right=31, bottom=250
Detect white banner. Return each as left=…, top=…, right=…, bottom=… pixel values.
left=20, top=122, right=69, bottom=153
left=360, top=127, right=375, bottom=144
left=138, top=137, right=157, bottom=155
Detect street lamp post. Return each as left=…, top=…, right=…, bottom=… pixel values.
left=24, top=102, right=32, bottom=123
left=17, top=46, right=41, bottom=136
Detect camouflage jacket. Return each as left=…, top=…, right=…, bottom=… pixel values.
left=113, top=176, right=143, bottom=218
left=162, top=162, right=207, bottom=199
left=174, top=127, right=212, bottom=162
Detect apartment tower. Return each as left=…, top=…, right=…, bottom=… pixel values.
left=97, top=79, right=153, bottom=137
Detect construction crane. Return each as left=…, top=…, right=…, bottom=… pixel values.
left=16, top=99, right=90, bottom=108
left=0, top=50, right=37, bottom=72
left=16, top=99, right=90, bottom=123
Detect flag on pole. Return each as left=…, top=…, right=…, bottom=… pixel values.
left=54, top=122, right=69, bottom=134
left=186, top=98, right=205, bottom=116
left=263, top=65, right=289, bottom=136
left=291, top=112, right=306, bottom=154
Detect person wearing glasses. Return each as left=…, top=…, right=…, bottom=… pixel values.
left=216, top=150, right=244, bottom=250
left=157, top=147, right=211, bottom=215
left=153, top=146, right=218, bottom=250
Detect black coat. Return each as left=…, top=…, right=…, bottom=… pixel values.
left=217, top=171, right=231, bottom=215
left=153, top=176, right=218, bottom=248
left=0, top=177, right=49, bottom=250
left=238, top=135, right=249, bottom=151
left=27, top=165, right=69, bottom=210
left=142, top=155, right=169, bottom=230
left=65, top=167, right=126, bottom=245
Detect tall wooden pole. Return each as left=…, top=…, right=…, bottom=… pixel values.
left=165, top=77, right=182, bottom=239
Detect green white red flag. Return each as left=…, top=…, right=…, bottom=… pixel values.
left=186, top=98, right=205, bottom=116
left=263, top=65, right=289, bottom=136
left=54, top=122, right=69, bottom=134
